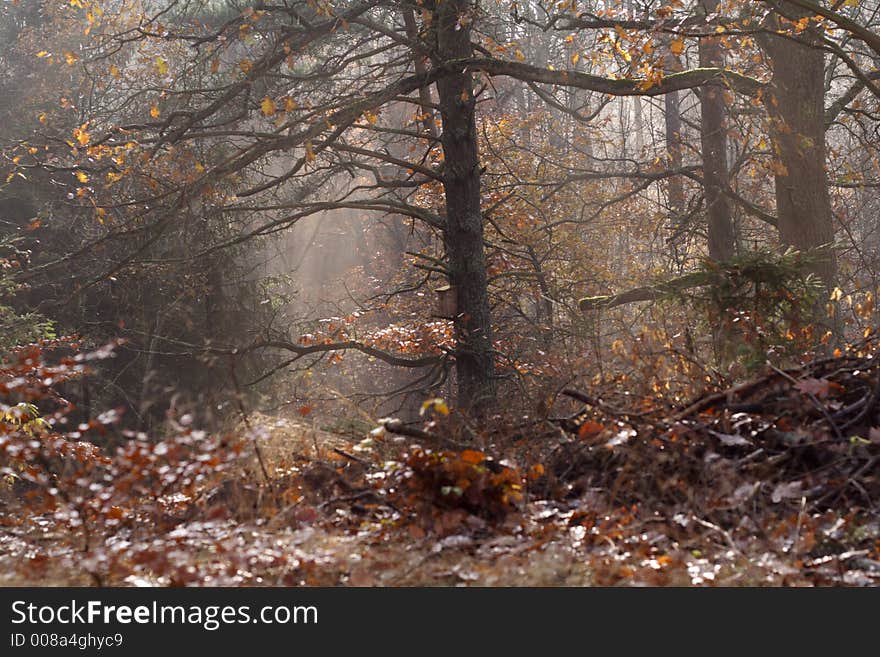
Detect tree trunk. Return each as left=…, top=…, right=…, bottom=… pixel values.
left=663, top=42, right=686, bottom=267
left=699, top=0, right=736, bottom=262
left=759, top=4, right=836, bottom=287
left=403, top=9, right=438, bottom=140
left=664, top=90, right=685, bottom=217
left=433, top=0, right=496, bottom=411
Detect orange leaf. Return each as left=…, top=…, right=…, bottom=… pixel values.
left=578, top=420, right=604, bottom=439
left=73, top=125, right=90, bottom=146
left=460, top=449, right=486, bottom=465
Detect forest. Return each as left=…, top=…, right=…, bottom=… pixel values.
left=1, top=0, right=879, bottom=587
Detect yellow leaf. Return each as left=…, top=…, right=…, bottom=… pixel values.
left=260, top=96, right=276, bottom=116
left=284, top=97, right=298, bottom=112
left=38, top=112, right=48, bottom=124
left=571, top=51, right=580, bottom=66
left=363, top=110, right=378, bottom=124
left=64, top=51, right=78, bottom=65
left=106, top=171, right=123, bottom=183
left=150, top=105, right=160, bottom=118
left=670, top=37, right=684, bottom=55
left=109, top=64, right=121, bottom=78
left=36, top=51, right=50, bottom=58
left=420, top=397, right=450, bottom=417
left=514, top=49, right=525, bottom=62
left=75, top=171, right=89, bottom=183
left=73, top=126, right=90, bottom=146
left=156, top=57, right=168, bottom=76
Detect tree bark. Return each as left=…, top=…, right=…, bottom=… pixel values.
left=403, top=9, right=438, bottom=140
left=759, top=4, right=836, bottom=287
left=433, top=0, right=496, bottom=411
left=664, top=90, right=685, bottom=217
left=699, top=0, right=736, bottom=262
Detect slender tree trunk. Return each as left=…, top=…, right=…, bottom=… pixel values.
left=663, top=43, right=686, bottom=267
left=759, top=5, right=836, bottom=288
left=664, top=90, right=685, bottom=217
left=699, top=0, right=735, bottom=262
left=403, top=9, right=438, bottom=139
left=433, top=0, right=496, bottom=411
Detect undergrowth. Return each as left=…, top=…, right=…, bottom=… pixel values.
left=1, top=335, right=879, bottom=586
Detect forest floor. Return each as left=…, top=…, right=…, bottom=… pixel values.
left=3, top=351, right=880, bottom=586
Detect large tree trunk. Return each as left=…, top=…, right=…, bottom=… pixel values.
left=759, top=4, right=836, bottom=287
left=699, top=0, right=736, bottom=262
left=433, top=0, right=496, bottom=411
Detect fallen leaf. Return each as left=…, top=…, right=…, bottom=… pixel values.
left=348, top=567, right=375, bottom=587
left=460, top=450, right=486, bottom=465
left=605, top=427, right=636, bottom=448
left=771, top=480, right=803, bottom=503
left=795, top=377, right=833, bottom=399
left=711, top=431, right=751, bottom=447
left=577, top=420, right=604, bottom=439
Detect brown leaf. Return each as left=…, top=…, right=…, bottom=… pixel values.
left=577, top=420, right=604, bottom=439
left=348, top=566, right=375, bottom=587
left=795, top=377, right=832, bottom=399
